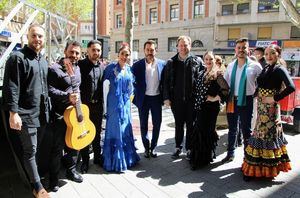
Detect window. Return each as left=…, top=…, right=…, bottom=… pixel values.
left=150, top=8, right=158, bottom=24
left=133, top=40, right=139, bottom=52
left=115, top=41, right=123, bottom=53
left=222, top=4, right=234, bottom=16
left=291, top=26, right=300, bottom=38
left=149, top=38, right=158, bottom=48
left=228, top=28, right=241, bottom=40
left=116, top=14, right=122, bottom=28
left=258, top=0, right=279, bottom=13
left=192, top=40, right=203, bottom=48
left=258, top=27, right=272, bottom=39
left=194, top=0, right=204, bottom=18
left=168, top=37, right=177, bottom=52
left=170, top=4, right=179, bottom=21
left=134, top=11, right=139, bottom=25
left=237, top=3, right=250, bottom=14
left=116, top=0, right=122, bottom=5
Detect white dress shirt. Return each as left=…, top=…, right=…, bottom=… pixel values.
left=145, top=59, right=160, bottom=96
left=224, top=57, right=262, bottom=96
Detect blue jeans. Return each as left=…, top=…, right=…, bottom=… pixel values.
left=138, top=95, right=162, bottom=151
left=226, top=96, right=253, bottom=157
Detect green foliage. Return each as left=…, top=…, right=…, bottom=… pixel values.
left=27, top=0, right=93, bottom=20
left=0, top=0, right=18, bottom=12
left=0, top=0, right=92, bottom=21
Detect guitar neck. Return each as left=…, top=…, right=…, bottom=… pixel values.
left=70, top=75, right=79, bottom=93
left=69, top=74, right=83, bottom=122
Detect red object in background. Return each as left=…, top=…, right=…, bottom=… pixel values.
left=280, top=77, right=300, bottom=112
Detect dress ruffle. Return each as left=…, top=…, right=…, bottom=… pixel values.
left=102, top=136, right=140, bottom=172
left=242, top=144, right=291, bottom=177
left=190, top=101, right=220, bottom=168
left=242, top=88, right=291, bottom=178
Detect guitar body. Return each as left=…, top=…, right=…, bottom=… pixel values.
left=64, top=104, right=96, bottom=150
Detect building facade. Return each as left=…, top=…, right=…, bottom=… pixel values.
left=110, top=0, right=215, bottom=61
left=215, top=0, right=300, bottom=71
left=108, top=0, right=300, bottom=71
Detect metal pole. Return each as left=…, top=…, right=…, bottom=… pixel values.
left=93, top=0, right=97, bottom=40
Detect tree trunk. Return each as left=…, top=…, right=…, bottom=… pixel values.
left=125, top=0, right=134, bottom=65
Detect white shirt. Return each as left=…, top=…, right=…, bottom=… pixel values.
left=145, top=59, right=160, bottom=96
left=224, top=57, right=262, bottom=96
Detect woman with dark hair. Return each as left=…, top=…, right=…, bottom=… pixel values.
left=190, top=51, right=229, bottom=169
left=102, top=43, right=140, bottom=172
left=242, top=44, right=295, bottom=181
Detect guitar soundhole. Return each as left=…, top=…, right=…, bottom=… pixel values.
left=77, top=130, right=90, bottom=139
left=77, top=115, right=83, bottom=122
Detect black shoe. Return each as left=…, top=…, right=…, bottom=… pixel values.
left=144, top=150, right=150, bottom=158
left=49, top=179, right=59, bottom=192
left=186, top=150, right=191, bottom=161
left=190, top=165, right=197, bottom=171
left=80, top=162, right=89, bottom=174
left=221, top=155, right=235, bottom=163
left=66, top=169, right=83, bottom=183
left=49, top=184, right=59, bottom=192
left=94, top=155, right=103, bottom=166
left=243, top=175, right=251, bottom=182
left=150, top=149, right=157, bottom=158
left=171, top=148, right=182, bottom=159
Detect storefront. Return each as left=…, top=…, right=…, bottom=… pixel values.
left=282, top=41, right=300, bottom=77
left=227, top=39, right=282, bottom=52
left=221, top=40, right=282, bottom=64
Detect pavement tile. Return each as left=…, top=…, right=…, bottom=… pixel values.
left=6, top=106, right=300, bottom=198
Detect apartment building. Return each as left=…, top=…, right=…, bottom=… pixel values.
left=110, top=0, right=215, bottom=61
left=215, top=0, right=300, bottom=73
left=78, top=0, right=111, bottom=57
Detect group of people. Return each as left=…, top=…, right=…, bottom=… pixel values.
left=2, top=23, right=295, bottom=198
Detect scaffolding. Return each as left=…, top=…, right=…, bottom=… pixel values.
left=0, top=0, right=78, bottom=89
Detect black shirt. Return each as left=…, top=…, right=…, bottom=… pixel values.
left=2, top=45, right=49, bottom=127
left=257, top=64, right=295, bottom=101
left=78, top=58, right=104, bottom=105
left=48, top=59, right=81, bottom=116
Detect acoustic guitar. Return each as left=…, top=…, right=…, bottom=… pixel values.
left=63, top=59, right=96, bottom=150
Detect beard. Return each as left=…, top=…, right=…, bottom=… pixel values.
left=29, top=42, right=43, bottom=53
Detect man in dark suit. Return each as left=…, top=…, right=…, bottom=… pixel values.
left=131, top=40, right=166, bottom=158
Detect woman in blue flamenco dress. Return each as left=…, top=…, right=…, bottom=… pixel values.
left=102, top=43, right=140, bottom=172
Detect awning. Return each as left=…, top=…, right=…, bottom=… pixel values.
left=213, top=48, right=235, bottom=55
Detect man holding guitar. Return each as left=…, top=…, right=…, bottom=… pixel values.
left=78, top=40, right=104, bottom=173
left=48, top=40, right=83, bottom=191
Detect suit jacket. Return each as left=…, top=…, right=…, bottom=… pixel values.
left=131, top=58, right=166, bottom=109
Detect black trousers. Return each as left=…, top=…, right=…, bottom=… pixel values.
left=171, top=99, right=195, bottom=150
left=80, top=103, right=103, bottom=163
left=49, top=117, right=78, bottom=183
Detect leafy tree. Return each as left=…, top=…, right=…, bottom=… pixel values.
left=0, top=0, right=92, bottom=21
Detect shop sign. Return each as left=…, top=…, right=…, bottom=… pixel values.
left=81, top=40, right=89, bottom=48
left=0, top=30, right=11, bottom=37
left=228, top=40, right=281, bottom=48
left=282, top=50, right=300, bottom=61
left=256, top=40, right=279, bottom=47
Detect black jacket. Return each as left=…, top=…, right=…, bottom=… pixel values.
left=163, top=53, right=204, bottom=102
left=48, top=58, right=81, bottom=117
left=2, top=45, right=49, bottom=127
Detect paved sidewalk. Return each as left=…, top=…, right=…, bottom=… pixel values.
left=46, top=106, right=300, bottom=198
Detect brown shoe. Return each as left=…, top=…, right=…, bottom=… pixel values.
left=33, top=188, right=49, bottom=198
